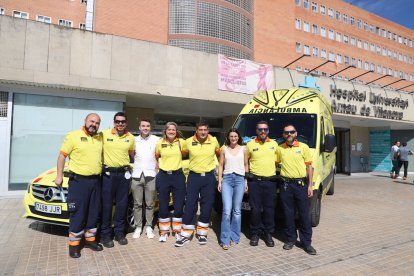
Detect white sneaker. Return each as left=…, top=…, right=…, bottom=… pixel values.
left=132, top=228, right=142, bottom=239
left=159, top=234, right=168, bottom=242
left=175, top=233, right=181, bottom=241
left=146, top=226, right=154, bottom=239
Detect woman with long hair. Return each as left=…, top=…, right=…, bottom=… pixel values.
left=155, top=122, right=187, bottom=242
left=218, top=128, right=248, bottom=250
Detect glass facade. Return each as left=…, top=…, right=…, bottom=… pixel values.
left=9, top=93, right=122, bottom=190
left=169, top=0, right=253, bottom=59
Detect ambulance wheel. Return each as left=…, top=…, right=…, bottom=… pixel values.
left=213, top=190, right=223, bottom=215
left=309, top=189, right=321, bottom=227
left=327, top=174, right=335, bottom=195
left=126, top=195, right=136, bottom=233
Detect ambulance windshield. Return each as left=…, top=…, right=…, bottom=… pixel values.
left=234, top=113, right=317, bottom=148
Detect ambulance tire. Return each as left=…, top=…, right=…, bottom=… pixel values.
left=213, top=189, right=223, bottom=215
left=327, top=174, right=335, bottom=195
left=309, top=189, right=321, bottom=227
left=126, top=194, right=136, bottom=233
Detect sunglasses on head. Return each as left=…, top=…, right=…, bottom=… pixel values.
left=257, top=128, right=269, bottom=132
left=283, top=130, right=296, bottom=135
left=115, top=120, right=127, bottom=124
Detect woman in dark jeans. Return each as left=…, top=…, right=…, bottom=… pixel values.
left=397, top=142, right=413, bottom=180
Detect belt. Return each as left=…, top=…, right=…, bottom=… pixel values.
left=67, top=172, right=101, bottom=179
left=104, top=166, right=129, bottom=172
left=251, top=174, right=278, bottom=182
left=190, top=170, right=214, bottom=176
left=159, top=168, right=183, bottom=175
left=281, top=177, right=306, bottom=182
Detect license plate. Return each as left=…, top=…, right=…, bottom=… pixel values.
left=34, top=202, right=62, bottom=214
left=241, top=202, right=251, bottom=211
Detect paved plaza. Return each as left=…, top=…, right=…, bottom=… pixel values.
left=1, top=173, right=414, bottom=275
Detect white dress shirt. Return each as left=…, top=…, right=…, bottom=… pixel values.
left=132, top=134, right=159, bottom=178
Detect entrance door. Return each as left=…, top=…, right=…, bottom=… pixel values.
left=335, top=128, right=351, bottom=175
left=0, top=92, right=11, bottom=193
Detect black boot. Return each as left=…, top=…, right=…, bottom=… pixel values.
left=250, top=234, right=259, bottom=246
left=69, top=245, right=81, bottom=258
left=85, top=240, right=103, bottom=251
left=264, top=233, right=274, bottom=247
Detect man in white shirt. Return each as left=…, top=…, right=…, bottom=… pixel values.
left=390, top=140, right=400, bottom=178
left=131, top=119, right=159, bottom=239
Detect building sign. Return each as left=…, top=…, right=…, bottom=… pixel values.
left=218, top=54, right=274, bottom=94
left=369, top=129, right=391, bottom=172
left=330, top=85, right=409, bottom=120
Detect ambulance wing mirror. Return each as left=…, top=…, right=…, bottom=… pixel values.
left=324, top=134, right=336, bottom=153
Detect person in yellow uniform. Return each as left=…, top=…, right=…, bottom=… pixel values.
left=246, top=121, right=278, bottom=247
left=55, top=113, right=103, bottom=258
left=155, top=122, right=187, bottom=242
left=276, top=124, right=316, bottom=255
left=100, top=112, right=135, bottom=248
left=175, top=121, right=220, bottom=247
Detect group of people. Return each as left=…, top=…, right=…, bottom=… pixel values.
left=390, top=140, right=413, bottom=180
left=55, top=112, right=317, bottom=258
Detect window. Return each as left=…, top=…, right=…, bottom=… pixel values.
left=13, top=10, right=28, bottom=19
left=364, top=61, right=369, bottom=70
left=377, top=64, right=382, bottom=73
left=394, top=51, right=397, bottom=59
left=343, top=35, right=348, bottom=44
left=328, top=29, right=334, bottom=40
left=303, top=21, right=310, bottom=32
left=295, top=18, right=301, bottom=30
left=382, top=29, right=386, bottom=38
left=410, top=74, right=413, bottom=81
left=79, top=23, right=86, bottom=30
left=394, top=70, right=398, bottom=77
left=371, top=63, right=376, bottom=71
left=398, top=53, right=402, bottom=61
left=296, top=42, right=301, bottom=53
left=388, top=68, right=393, bottom=75
left=304, top=45, right=310, bottom=55
left=357, top=19, right=362, bottom=29
left=0, top=7, right=4, bottom=15
left=36, top=15, right=51, bottom=24
left=357, top=59, right=362, bottom=68
left=320, top=27, right=326, bottom=37
left=320, top=5, right=326, bottom=15
left=409, top=39, right=412, bottom=47
left=312, top=24, right=318, bottom=34
left=328, top=52, right=335, bottom=61
left=343, top=14, right=348, bottom=24
left=81, top=0, right=87, bottom=3
left=388, top=49, right=392, bottom=58
left=296, top=0, right=301, bottom=6
left=296, top=66, right=302, bottom=72
left=336, top=11, right=341, bottom=20
left=350, top=37, right=356, bottom=46
left=393, top=33, right=397, bottom=41
left=376, top=26, right=380, bottom=36
left=312, top=47, right=318, bottom=57
left=352, top=57, right=356, bottom=66
left=404, top=37, right=407, bottom=45
left=328, top=8, right=334, bottom=18
left=370, top=43, right=375, bottom=52
left=382, top=67, right=387, bottom=75
left=357, top=39, right=362, bottom=48
left=304, top=68, right=310, bottom=73
left=312, top=2, right=317, bottom=12
left=403, top=55, right=407, bottom=63
left=58, top=19, right=72, bottom=27
left=363, top=21, right=368, bottom=31
left=321, top=49, right=327, bottom=59
left=344, top=56, right=349, bottom=65
left=350, top=17, right=355, bottom=26
left=409, top=56, right=413, bottom=64
left=336, top=54, right=342, bottom=64
left=370, top=24, right=374, bottom=33
left=303, top=0, right=309, bottom=9
left=398, top=36, right=402, bottom=44
left=336, top=32, right=341, bottom=42
left=382, top=47, right=386, bottom=56
left=364, top=41, right=368, bottom=50
left=388, top=31, right=392, bottom=39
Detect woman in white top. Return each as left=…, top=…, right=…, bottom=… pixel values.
left=218, top=128, right=248, bottom=250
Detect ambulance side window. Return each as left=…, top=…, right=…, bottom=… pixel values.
left=320, top=117, right=325, bottom=151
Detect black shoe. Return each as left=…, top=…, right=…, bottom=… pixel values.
left=283, top=242, right=295, bottom=250
left=304, top=245, right=317, bottom=255
left=69, top=245, right=81, bottom=258
left=115, top=235, right=128, bottom=245
left=84, top=240, right=104, bottom=251
left=101, top=237, right=114, bottom=248
left=264, top=233, right=274, bottom=247
left=250, top=234, right=259, bottom=246
left=196, top=234, right=207, bottom=245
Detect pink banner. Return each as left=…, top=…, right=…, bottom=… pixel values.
left=218, top=54, right=274, bottom=94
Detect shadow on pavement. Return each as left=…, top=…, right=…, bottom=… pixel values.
left=28, top=221, right=68, bottom=237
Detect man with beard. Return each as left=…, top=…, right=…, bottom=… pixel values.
left=246, top=121, right=278, bottom=247
left=100, top=112, right=135, bottom=247
left=277, top=124, right=316, bottom=255
left=55, top=113, right=104, bottom=258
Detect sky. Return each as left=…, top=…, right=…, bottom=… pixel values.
left=343, top=0, right=414, bottom=30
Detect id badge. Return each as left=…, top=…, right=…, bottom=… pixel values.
left=124, top=171, right=131, bottom=179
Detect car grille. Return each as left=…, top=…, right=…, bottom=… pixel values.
left=31, top=184, right=68, bottom=202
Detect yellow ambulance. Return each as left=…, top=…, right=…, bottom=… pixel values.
left=234, top=76, right=336, bottom=227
